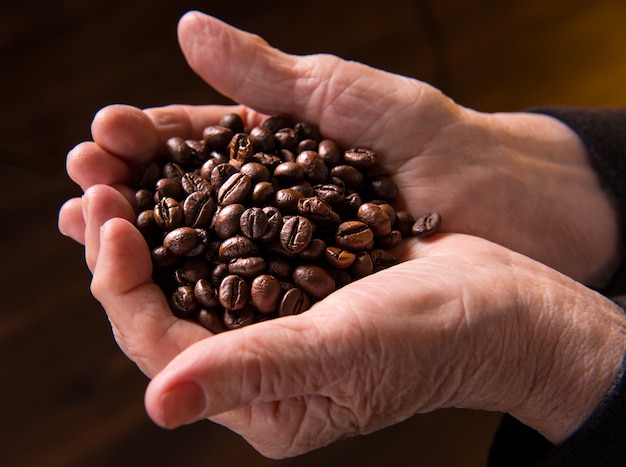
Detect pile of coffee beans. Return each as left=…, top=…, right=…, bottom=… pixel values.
left=133, top=113, right=441, bottom=333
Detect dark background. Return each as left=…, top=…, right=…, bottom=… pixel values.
left=2, top=1, right=626, bottom=466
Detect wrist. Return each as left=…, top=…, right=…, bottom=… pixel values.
left=508, top=281, right=626, bottom=445
left=464, top=109, right=622, bottom=287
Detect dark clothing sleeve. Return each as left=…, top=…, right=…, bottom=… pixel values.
left=487, top=106, right=626, bottom=467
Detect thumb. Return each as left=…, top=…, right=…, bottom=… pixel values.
left=143, top=313, right=335, bottom=429
left=176, top=11, right=423, bottom=147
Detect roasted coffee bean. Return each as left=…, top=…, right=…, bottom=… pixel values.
left=412, top=212, right=442, bottom=238
left=280, top=215, right=313, bottom=253
left=297, top=139, right=317, bottom=153
left=194, top=279, right=220, bottom=308
left=350, top=250, right=374, bottom=279
left=213, top=203, right=245, bottom=239
left=314, top=183, right=344, bottom=206
left=203, top=125, right=233, bottom=149
left=165, top=137, right=192, bottom=165
left=162, top=162, right=186, bottom=180
left=219, top=113, right=244, bottom=133
left=273, top=161, right=304, bottom=182
left=229, top=133, right=254, bottom=164
left=240, top=162, right=271, bottom=184
left=331, top=165, right=364, bottom=188
left=274, top=188, right=304, bottom=214
left=137, top=210, right=161, bottom=236
left=196, top=307, right=228, bottom=333
left=219, top=274, right=250, bottom=310
left=183, top=191, right=216, bottom=227
left=292, top=265, right=335, bottom=299
left=155, top=177, right=183, bottom=200
left=251, top=181, right=275, bottom=206
left=186, top=139, right=208, bottom=165
left=370, top=248, right=398, bottom=272
left=132, top=113, right=446, bottom=330
left=228, top=257, right=266, bottom=278
left=151, top=245, right=179, bottom=270
left=266, top=254, right=292, bottom=279
left=250, top=274, right=282, bottom=314
left=296, top=150, right=328, bottom=183
left=218, top=235, right=259, bottom=262
left=318, top=139, right=341, bottom=167
left=249, top=125, right=276, bottom=152
left=170, top=285, right=198, bottom=318
left=297, top=196, right=333, bottom=222
left=223, top=306, right=255, bottom=329
left=218, top=172, right=252, bottom=205
left=357, top=202, right=392, bottom=237
left=335, top=221, right=374, bottom=251
left=154, top=197, right=184, bottom=230
left=136, top=189, right=155, bottom=212
left=325, top=247, right=356, bottom=269
left=344, top=148, right=378, bottom=170
left=298, top=238, right=327, bottom=261
left=240, top=207, right=268, bottom=240
left=164, top=227, right=201, bottom=256
left=182, top=172, right=213, bottom=196
left=260, top=206, right=282, bottom=242
left=279, top=287, right=310, bottom=316
left=210, top=163, right=238, bottom=189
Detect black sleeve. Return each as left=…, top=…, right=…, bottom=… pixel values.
left=487, top=106, right=626, bottom=467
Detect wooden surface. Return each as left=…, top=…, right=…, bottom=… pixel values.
left=2, top=1, right=626, bottom=466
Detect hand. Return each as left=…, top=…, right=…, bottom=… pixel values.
left=81, top=186, right=626, bottom=458
left=58, top=12, right=620, bottom=287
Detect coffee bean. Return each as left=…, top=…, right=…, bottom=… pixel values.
left=219, top=274, right=250, bottom=310
left=292, top=265, right=335, bottom=299
left=279, top=287, right=310, bottom=316
left=213, top=203, right=245, bottom=239
left=240, top=207, right=268, bottom=240
left=154, top=197, right=184, bottom=231
left=250, top=274, right=282, bottom=314
left=412, top=212, right=442, bottom=238
left=170, top=285, right=198, bottom=318
left=196, top=307, right=228, bottom=333
left=203, top=125, right=233, bottom=150
left=344, top=148, right=378, bottom=170
left=183, top=191, right=216, bottom=227
left=194, top=279, right=220, bottom=308
left=218, top=172, right=252, bottom=205
left=229, top=133, right=254, bottom=164
left=335, top=221, right=374, bottom=251
left=131, top=113, right=446, bottom=330
left=357, top=202, right=392, bottom=237
left=280, top=215, right=313, bottom=253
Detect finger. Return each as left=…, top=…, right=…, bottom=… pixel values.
left=90, top=104, right=162, bottom=165
left=58, top=197, right=86, bottom=244
left=91, top=216, right=210, bottom=377
left=67, top=141, right=134, bottom=191
left=82, top=184, right=137, bottom=272
left=176, top=12, right=431, bottom=149
left=143, top=103, right=256, bottom=143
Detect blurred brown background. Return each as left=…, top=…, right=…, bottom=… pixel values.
left=2, top=0, right=626, bottom=466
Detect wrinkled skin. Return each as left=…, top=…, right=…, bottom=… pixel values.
left=58, top=11, right=626, bottom=459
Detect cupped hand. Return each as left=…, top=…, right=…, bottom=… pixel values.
left=84, top=185, right=625, bottom=458
left=59, top=11, right=620, bottom=287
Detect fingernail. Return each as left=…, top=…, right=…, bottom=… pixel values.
left=160, top=382, right=207, bottom=428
